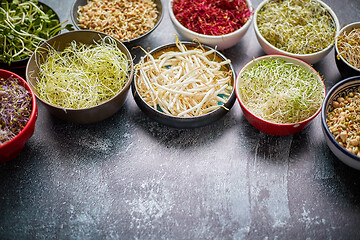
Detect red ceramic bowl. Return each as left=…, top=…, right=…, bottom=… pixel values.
left=235, top=55, right=326, bottom=135
left=0, top=69, right=38, bottom=163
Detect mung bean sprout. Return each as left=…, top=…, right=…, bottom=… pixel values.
left=135, top=38, right=233, bottom=117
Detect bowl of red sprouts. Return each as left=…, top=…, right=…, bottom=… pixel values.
left=0, top=69, right=38, bottom=163
left=335, top=22, right=360, bottom=78
left=254, top=0, right=340, bottom=64
left=235, top=55, right=325, bottom=135
left=321, top=76, right=360, bottom=170
left=71, top=0, right=163, bottom=44
left=169, top=0, right=253, bottom=50
left=132, top=39, right=236, bottom=128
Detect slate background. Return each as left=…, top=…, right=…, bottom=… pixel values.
left=1, top=0, right=360, bottom=239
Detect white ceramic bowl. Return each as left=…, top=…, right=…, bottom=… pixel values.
left=254, top=0, right=340, bottom=64
left=169, top=0, right=253, bottom=50
left=321, top=76, right=360, bottom=170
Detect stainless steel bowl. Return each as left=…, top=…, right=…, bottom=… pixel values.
left=131, top=42, right=236, bottom=128
left=26, top=30, right=134, bottom=124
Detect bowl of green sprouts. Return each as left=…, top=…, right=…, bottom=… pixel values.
left=254, top=0, right=340, bottom=64
left=26, top=30, right=134, bottom=124
left=0, top=0, right=73, bottom=70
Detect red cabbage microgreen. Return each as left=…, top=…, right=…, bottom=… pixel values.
left=172, top=0, right=252, bottom=36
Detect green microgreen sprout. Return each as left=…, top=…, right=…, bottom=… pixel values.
left=34, top=36, right=129, bottom=109
left=238, top=57, right=325, bottom=124
left=0, top=0, right=73, bottom=65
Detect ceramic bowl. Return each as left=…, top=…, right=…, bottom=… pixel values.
left=132, top=42, right=236, bottom=128
left=169, top=0, right=253, bottom=50
left=0, top=2, right=61, bottom=73
left=321, top=76, right=360, bottom=170
left=26, top=30, right=134, bottom=124
left=0, top=69, right=38, bottom=163
left=253, top=0, right=340, bottom=64
left=235, top=55, right=325, bottom=135
left=70, top=0, right=163, bottom=44
left=334, top=22, right=360, bottom=78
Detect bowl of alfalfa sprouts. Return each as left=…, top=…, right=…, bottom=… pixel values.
left=254, top=0, right=340, bottom=64
left=334, top=22, right=360, bottom=78
left=71, top=0, right=163, bottom=44
left=235, top=55, right=326, bottom=135
left=132, top=37, right=236, bottom=128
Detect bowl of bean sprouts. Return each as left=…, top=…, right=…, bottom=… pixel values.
left=169, top=0, right=253, bottom=50
left=26, top=30, right=134, bottom=124
left=235, top=55, right=325, bottom=135
left=254, top=0, right=340, bottom=64
left=334, top=22, right=360, bottom=78
left=132, top=39, right=236, bottom=128
left=71, top=0, right=163, bottom=44
left=0, top=69, right=38, bottom=163
left=321, top=76, right=360, bottom=170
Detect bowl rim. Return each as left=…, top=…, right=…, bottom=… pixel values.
left=253, top=0, right=340, bottom=58
left=334, top=22, right=360, bottom=73
left=321, top=75, right=360, bottom=162
left=0, top=69, right=37, bottom=149
left=26, top=30, right=134, bottom=112
left=235, top=54, right=326, bottom=126
left=133, top=41, right=236, bottom=121
left=0, top=1, right=61, bottom=67
left=70, top=0, right=164, bottom=43
left=168, top=0, right=254, bottom=39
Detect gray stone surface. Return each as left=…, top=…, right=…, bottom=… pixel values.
left=1, top=0, right=360, bottom=239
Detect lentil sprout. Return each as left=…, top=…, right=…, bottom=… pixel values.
left=337, top=28, right=360, bottom=70
left=0, top=76, right=32, bottom=145
left=327, top=87, right=360, bottom=156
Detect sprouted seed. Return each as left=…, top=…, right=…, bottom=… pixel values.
left=0, top=76, right=32, bottom=145
left=35, top=36, right=129, bottom=109
left=135, top=37, right=233, bottom=117
left=172, top=0, right=252, bottom=36
left=77, top=0, right=158, bottom=41
left=327, top=88, right=360, bottom=156
left=337, top=28, right=360, bottom=70
left=238, top=57, right=324, bottom=124
left=0, top=0, right=73, bottom=65
left=257, top=0, right=336, bottom=54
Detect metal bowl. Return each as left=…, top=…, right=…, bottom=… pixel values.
left=334, top=22, right=360, bottom=78
left=70, top=0, right=163, bottom=44
left=131, top=42, right=236, bottom=128
left=26, top=30, right=134, bottom=124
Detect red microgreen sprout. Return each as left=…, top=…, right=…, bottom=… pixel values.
left=172, top=0, right=252, bottom=36
left=0, top=76, right=32, bottom=145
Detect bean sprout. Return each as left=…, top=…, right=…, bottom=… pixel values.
left=135, top=38, right=233, bottom=117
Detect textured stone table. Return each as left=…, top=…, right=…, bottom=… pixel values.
left=1, top=0, right=360, bottom=239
